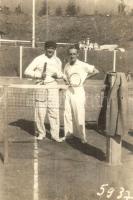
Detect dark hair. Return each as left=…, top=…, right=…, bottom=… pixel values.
left=68, top=43, right=79, bottom=51
left=44, top=41, right=57, bottom=49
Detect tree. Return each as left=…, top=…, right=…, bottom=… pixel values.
left=118, top=0, right=126, bottom=15
left=38, top=0, right=47, bottom=16
left=15, top=4, right=22, bottom=15
left=55, top=6, right=62, bottom=16
left=66, top=1, right=77, bottom=16
left=130, top=9, right=133, bottom=16
left=3, top=6, right=10, bottom=15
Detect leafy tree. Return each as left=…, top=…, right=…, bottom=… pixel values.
left=55, top=6, right=62, bottom=16
left=130, top=9, right=133, bottom=16
left=3, top=6, right=10, bottom=15
left=118, top=0, right=126, bottom=15
left=66, top=1, right=77, bottom=16
left=15, top=4, right=22, bottom=15
left=38, top=0, right=47, bottom=16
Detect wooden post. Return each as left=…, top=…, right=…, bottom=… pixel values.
left=19, top=46, right=23, bottom=79
left=0, top=35, right=1, bottom=47
left=3, top=86, right=8, bottom=164
left=113, top=50, right=117, bottom=72
left=106, top=136, right=122, bottom=165
left=84, top=47, right=88, bottom=63
left=46, top=0, right=49, bottom=40
left=32, top=0, right=36, bottom=48
left=106, top=72, right=122, bottom=165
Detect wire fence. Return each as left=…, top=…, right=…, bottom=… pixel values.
left=0, top=83, right=102, bottom=141
left=0, top=82, right=133, bottom=136
left=0, top=82, right=132, bottom=164
left=0, top=45, right=132, bottom=78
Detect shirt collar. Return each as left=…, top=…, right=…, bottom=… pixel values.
left=69, top=59, right=80, bottom=66
left=44, top=54, right=55, bottom=60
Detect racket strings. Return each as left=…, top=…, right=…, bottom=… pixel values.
left=69, top=73, right=81, bottom=87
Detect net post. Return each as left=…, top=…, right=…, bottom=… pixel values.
left=113, top=50, right=117, bottom=72
left=84, top=47, right=88, bottom=62
left=106, top=136, right=122, bottom=165
left=106, top=73, right=122, bottom=165
left=19, top=46, right=23, bottom=79
left=3, top=85, right=8, bottom=164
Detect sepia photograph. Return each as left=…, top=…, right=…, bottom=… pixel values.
left=0, top=0, right=133, bottom=200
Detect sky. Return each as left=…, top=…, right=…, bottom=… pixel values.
left=1, top=0, right=133, bottom=13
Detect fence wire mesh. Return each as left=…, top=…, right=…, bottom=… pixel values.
left=0, top=82, right=132, bottom=144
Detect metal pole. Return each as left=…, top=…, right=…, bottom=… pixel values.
left=20, top=46, right=23, bottom=79
left=32, top=0, right=35, bottom=48
left=113, top=50, right=117, bottom=72
left=20, top=0, right=23, bottom=11
left=4, top=86, right=8, bottom=164
left=46, top=0, right=49, bottom=40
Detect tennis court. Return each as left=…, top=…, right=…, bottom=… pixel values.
left=0, top=78, right=133, bottom=200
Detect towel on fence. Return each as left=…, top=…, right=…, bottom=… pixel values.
left=98, top=72, right=129, bottom=137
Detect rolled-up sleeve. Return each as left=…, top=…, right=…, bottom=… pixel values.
left=85, top=63, right=95, bottom=73
left=24, top=58, right=42, bottom=79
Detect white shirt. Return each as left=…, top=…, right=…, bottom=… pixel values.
left=64, top=59, right=95, bottom=86
left=24, top=54, right=62, bottom=83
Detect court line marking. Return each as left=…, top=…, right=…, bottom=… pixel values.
left=33, top=138, right=39, bottom=200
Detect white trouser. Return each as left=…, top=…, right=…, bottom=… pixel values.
left=64, top=86, right=86, bottom=140
left=35, top=83, right=60, bottom=140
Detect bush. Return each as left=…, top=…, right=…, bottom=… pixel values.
left=15, top=5, right=23, bottom=15
left=38, top=1, right=47, bottom=16
left=55, top=6, right=62, bottom=16
left=66, top=1, right=77, bottom=16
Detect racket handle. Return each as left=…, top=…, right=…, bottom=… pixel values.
left=42, top=62, right=47, bottom=74
left=42, top=62, right=47, bottom=79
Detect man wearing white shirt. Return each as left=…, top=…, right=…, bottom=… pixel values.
left=64, top=45, right=99, bottom=143
left=24, top=41, right=64, bottom=142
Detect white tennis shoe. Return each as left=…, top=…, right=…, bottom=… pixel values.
left=35, top=134, right=45, bottom=140
left=53, top=137, right=66, bottom=143
left=81, top=138, right=87, bottom=144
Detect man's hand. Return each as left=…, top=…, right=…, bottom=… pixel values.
left=52, top=73, right=58, bottom=79
left=42, top=72, right=46, bottom=79
left=62, top=74, right=69, bottom=84
left=87, top=68, right=99, bottom=79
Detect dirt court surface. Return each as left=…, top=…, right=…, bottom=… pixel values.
left=0, top=124, right=133, bottom=200
left=0, top=78, right=133, bottom=200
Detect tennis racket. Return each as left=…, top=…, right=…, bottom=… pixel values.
left=68, top=73, right=81, bottom=87
left=42, top=62, right=59, bottom=84
left=35, top=62, right=57, bottom=85
left=35, top=62, right=47, bottom=84
left=42, top=62, right=47, bottom=76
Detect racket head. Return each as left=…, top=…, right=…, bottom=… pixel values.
left=69, top=73, right=81, bottom=87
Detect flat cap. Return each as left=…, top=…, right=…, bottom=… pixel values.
left=44, top=41, right=57, bottom=49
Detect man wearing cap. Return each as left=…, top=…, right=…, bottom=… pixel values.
left=24, top=41, right=64, bottom=142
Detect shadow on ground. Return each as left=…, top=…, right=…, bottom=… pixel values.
left=122, top=140, right=133, bottom=153
left=85, top=121, right=105, bottom=136
left=9, top=119, right=35, bottom=136
left=86, top=121, right=133, bottom=153
left=66, top=137, right=106, bottom=161
left=9, top=119, right=64, bottom=139
left=0, top=152, right=4, bottom=163
left=128, top=130, right=133, bottom=137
